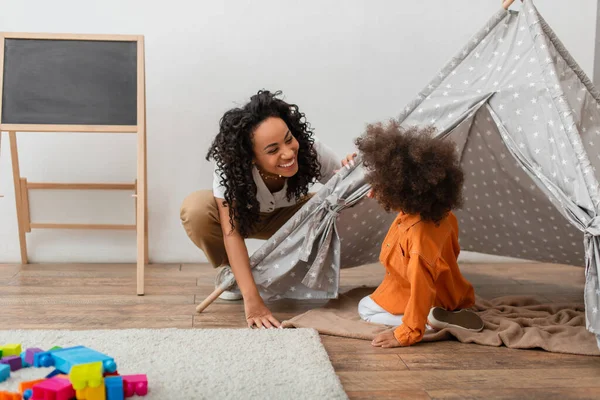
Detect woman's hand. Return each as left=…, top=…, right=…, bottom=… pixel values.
left=244, top=295, right=281, bottom=329
left=341, top=152, right=357, bottom=170
left=371, top=329, right=404, bottom=348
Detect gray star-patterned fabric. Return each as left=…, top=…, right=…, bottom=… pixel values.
left=215, top=0, right=600, bottom=349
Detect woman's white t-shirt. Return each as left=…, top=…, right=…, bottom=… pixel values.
left=212, top=137, right=339, bottom=213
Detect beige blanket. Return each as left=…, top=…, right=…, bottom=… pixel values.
left=281, top=287, right=600, bottom=356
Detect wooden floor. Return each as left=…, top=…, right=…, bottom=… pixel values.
left=1, top=261, right=599, bottom=399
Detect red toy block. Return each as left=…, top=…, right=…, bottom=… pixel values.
left=122, top=374, right=148, bottom=397
left=104, top=370, right=119, bottom=377
left=31, top=377, right=75, bottom=400
left=0, top=356, right=22, bottom=371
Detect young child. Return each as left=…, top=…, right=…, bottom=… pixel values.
left=355, top=121, right=483, bottom=348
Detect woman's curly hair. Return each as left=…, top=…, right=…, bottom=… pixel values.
left=355, top=121, right=464, bottom=225
left=206, top=90, right=321, bottom=237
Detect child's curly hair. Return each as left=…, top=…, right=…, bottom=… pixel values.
left=355, top=120, right=464, bottom=225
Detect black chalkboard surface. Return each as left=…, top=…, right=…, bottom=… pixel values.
left=1, top=38, right=137, bottom=126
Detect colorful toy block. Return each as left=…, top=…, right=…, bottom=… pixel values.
left=5, top=342, right=148, bottom=398
left=18, top=379, right=45, bottom=394
left=105, top=376, right=124, bottom=400
left=0, top=391, right=21, bottom=400
left=69, top=362, right=103, bottom=390
left=75, top=382, right=105, bottom=400
left=0, top=344, right=21, bottom=357
left=0, top=365, right=9, bottom=383
left=31, top=376, right=75, bottom=400
left=45, top=369, right=63, bottom=379
left=122, top=374, right=148, bottom=397
left=20, top=351, right=31, bottom=368
left=24, top=348, right=43, bottom=366
left=33, top=350, right=55, bottom=368
left=50, top=346, right=117, bottom=374
left=0, top=356, right=22, bottom=372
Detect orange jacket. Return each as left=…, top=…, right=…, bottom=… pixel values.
left=370, top=211, right=475, bottom=346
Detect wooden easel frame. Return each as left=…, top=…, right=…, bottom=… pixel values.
left=0, top=32, right=148, bottom=295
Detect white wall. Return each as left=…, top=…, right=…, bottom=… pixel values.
left=0, top=0, right=597, bottom=264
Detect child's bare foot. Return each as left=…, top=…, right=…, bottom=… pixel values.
left=427, top=307, right=484, bottom=332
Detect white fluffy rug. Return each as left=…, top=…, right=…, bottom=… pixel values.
left=0, top=328, right=347, bottom=399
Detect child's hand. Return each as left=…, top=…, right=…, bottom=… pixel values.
left=371, top=329, right=404, bottom=348
left=334, top=153, right=358, bottom=173
left=341, top=153, right=357, bottom=170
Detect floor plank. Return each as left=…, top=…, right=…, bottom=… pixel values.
left=329, top=353, right=408, bottom=371
left=338, top=368, right=600, bottom=392
left=347, top=390, right=431, bottom=399
left=427, top=388, right=600, bottom=400
left=400, top=350, right=600, bottom=370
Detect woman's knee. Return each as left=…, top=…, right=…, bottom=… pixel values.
left=180, top=190, right=220, bottom=235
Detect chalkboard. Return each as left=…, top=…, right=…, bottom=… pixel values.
left=1, top=38, right=137, bottom=125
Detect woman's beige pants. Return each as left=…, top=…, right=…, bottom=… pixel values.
left=180, top=190, right=311, bottom=267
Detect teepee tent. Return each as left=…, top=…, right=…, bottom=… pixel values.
left=200, top=0, right=600, bottom=349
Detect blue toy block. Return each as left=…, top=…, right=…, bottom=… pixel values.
left=0, top=364, right=9, bottom=382
left=23, top=389, right=33, bottom=400
left=20, top=351, right=31, bottom=368
left=50, top=346, right=117, bottom=374
left=33, top=350, right=55, bottom=368
left=105, top=376, right=124, bottom=400
left=45, top=368, right=62, bottom=378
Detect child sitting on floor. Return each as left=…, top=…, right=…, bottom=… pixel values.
left=354, top=121, right=483, bottom=348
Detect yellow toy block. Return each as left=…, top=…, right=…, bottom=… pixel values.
left=0, top=344, right=21, bottom=357
left=75, top=382, right=105, bottom=400
left=69, top=361, right=103, bottom=390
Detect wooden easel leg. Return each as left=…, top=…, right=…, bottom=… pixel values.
left=8, top=131, right=28, bottom=264
left=143, top=117, right=148, bottom=265
left=136, top=37, right=147, bottom=296
left=136, top=133, right=146, bottom=296
left=20, top=178, right=31, bottom=233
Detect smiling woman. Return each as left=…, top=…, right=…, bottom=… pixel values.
left=180, top=90, right=352, bottom=329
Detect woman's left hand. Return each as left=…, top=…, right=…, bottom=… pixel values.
left=371, top=329, right=404, bottom=348
left=341, top=153, right=357, bottom=170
